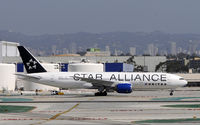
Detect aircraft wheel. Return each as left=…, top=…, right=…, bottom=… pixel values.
left=170, top=90, right=174, bottom=96
left=95, top=92, right=100, bottom=96
left=95, top=91, right=107, bottom=96
left=103, top=91, right=107, bottom=96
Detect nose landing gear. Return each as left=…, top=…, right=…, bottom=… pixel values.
left=170, top=90, right=174, bottom=96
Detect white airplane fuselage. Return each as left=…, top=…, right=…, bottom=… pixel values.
left=24, top=72, right=187, bottom=91
left=17, top=46, right=188, bottom=96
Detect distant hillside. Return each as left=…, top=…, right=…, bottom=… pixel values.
left=0, top=30, right=200, bottom=56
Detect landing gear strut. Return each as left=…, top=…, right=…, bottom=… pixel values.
left=170, top=90, right=174, bottom=96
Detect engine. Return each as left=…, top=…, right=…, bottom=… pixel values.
left=116, top=83, right=132, bottom=93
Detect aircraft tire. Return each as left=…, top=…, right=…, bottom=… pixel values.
left=103, top=91, right=107, bottom=96
left=95, top=92, right=100, bottom=96
left=170, top=90, right=174, bottom=96
left=95, top=91, right=107, bottom=96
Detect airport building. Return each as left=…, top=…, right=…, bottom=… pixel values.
left=0, top=41, right=19, bottom=91
left=2, top=56, right=166, bottom=72
left=0, top=41, right=19, bottom=62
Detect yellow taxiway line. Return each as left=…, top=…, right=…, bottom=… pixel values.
left=30, top=103, right=80, bottom=125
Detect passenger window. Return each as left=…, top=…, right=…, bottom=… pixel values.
left=161, top=83, right=163, bottom=85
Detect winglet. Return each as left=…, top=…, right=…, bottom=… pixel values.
left=17, top=46, right=47, bottom=73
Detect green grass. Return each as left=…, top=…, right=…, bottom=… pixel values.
left=135, top=118, right=200, bottom=123
left=162, top=104, right=200, bottom=108
left=0, top=105, right=35, bottom=113
left=152, top=97, right=200, bottom=101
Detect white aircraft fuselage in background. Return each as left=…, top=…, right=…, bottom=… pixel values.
left=17, top=46, right=188, bottom=96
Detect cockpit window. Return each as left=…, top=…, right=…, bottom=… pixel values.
left=179, top=78, right=184, bottom=80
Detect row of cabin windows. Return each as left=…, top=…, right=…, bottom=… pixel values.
left=145, top=83, right=167, bottom=86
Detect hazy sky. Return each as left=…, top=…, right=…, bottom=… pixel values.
left=0, top=0, right=200, bottom=35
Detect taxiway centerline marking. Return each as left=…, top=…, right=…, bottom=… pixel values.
left=30, top=103, right=80, bottom=125
left=49, top=103, right=79, bottom=120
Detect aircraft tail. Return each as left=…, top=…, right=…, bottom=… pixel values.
left=17, top=46, right=47, bottom=73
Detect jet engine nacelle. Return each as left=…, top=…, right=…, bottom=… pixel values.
left=116, top=83, right=132, bottom=93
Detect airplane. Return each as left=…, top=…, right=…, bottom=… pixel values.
left=16, top=46, right=188, bottom=96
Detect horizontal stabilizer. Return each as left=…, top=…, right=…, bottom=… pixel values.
left=15, top=73, right=41, bottom=80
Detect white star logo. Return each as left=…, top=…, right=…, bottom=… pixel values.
left=26, top=59, right=37, bottom=70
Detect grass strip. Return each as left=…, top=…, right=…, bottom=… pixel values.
left=0, top=105, right=35, bottom=113
left=135, top=118, right=200, bottom=123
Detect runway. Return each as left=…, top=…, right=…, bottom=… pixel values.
left=0, top=88, right=200, bottom=125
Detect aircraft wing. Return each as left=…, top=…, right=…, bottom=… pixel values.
left=74, top=76, right=114, bottom=87
left=15, top=73, right=41, bottom=80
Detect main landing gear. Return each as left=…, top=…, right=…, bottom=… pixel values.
left=95, top=87, right=107, bottom=96
left=170, top=90, right=174, bottom=96
left=95, top=91, right=107, bottom=96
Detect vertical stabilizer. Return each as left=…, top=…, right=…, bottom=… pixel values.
left=17, top=46, right=47, bottom=73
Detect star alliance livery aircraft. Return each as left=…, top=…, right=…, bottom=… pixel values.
left=16, top=46, right=187, bottom=96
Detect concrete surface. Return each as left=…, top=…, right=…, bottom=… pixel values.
left=0, top=87, right=200, bottom=125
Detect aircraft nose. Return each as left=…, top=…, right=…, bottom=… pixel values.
left=183, top=80, right=188, bottom=87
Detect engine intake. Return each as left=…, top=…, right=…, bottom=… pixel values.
left=116, top=83, right=132, bottom=93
